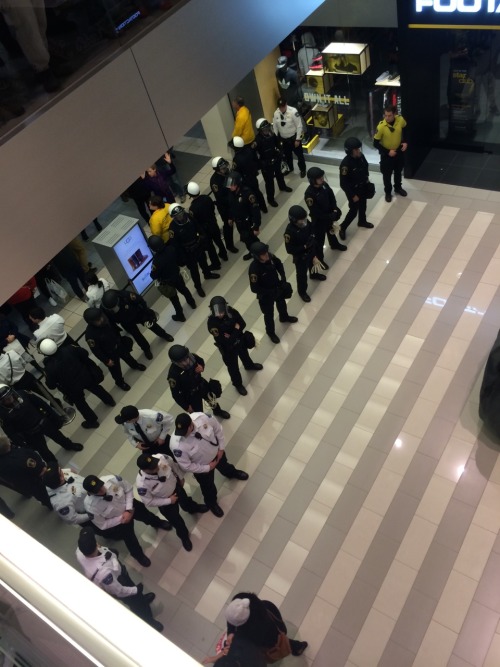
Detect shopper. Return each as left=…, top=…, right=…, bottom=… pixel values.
left=52, top=246, right=88, bottom=301
left=339, top=137, right=375, bottom=240
left=148, top=196, right=172, bottom=242
left=373, top=104, right=408, bottom=202
left=86, top=274, right=111, bottom=308
left=30, top=306, right=74, bottom=348
left=231, top=97, right=255, bottom=146
left=272, top=98, right=306, bottom=177
left=142, top=164, right=175, bottom=203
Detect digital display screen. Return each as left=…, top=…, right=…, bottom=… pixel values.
left=113, top=223, right=151, bottom=281
left=131, top=264, right=154, bottom=294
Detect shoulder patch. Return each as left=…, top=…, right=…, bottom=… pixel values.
left=137, top=487, right=147, bottom=496
left=156, top=412, right=163, bottom=423
left=305, top=198, right=314, bottom=207
left=173, top=449, right=183, bottom=457
left=59, top=507, right=70, bottom=516
left=250, top=274, right=258, bottom=283
left=248, top=195, right=256, bottom=204
left=294, top=111, right=300, bottom=117
left=168, top=378, right=176, bottom=388
left=26, top=458, right=37, bottom=468
left=87, top=339, right=95, bottom=348
left=341, top=166, right=349, bottom=176
left=209, top=327, right=219, bottom=336
left=102, top=573, right=114, bottom=585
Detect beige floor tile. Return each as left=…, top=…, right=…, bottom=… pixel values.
left=412, top=621, right=458, bottom=667
left=243, top=493, right=283, bottom=541
left=315, top=461, right=353, bottom=507
left=217, top=533, right=260, bottom=586
left=483, top=632, right=500, bottom=667
left=298, top=597, right=339, bottom=659
left=404, top=397, right=440, bottom=438
left=335, top=427, right=373, bottom=470
left=317, top=549, right=361, bottom=607
left=267, top=456, right=305, bottom=502
left=264, top=542, right=310, bottom=596
left=290, top=422, right=327, bottom=463
left=454, top=524, right=497, bottom=581
left=433, top=570, right=478, bottom=633
left=363, top=468, right=403, bottom=517
left=396, top=515, right=438, bottom=570
left=434, top=437, right=474, bottom=483
left=332, top=361, right=365, bottom=395
left=348, top=609, right=396, bottom=667
left=416, top=475, right=456, bottom=525
left=383, top=431, right=421, bottom=476
left=373, top=560, right=418, bottom=620
left=195, top=576, right=235, bottom=620
left=357, top=395, right=392, bottom=433
left=342, top=508, right=383, bottom=560
left=419, top=366, right=456, bottom=404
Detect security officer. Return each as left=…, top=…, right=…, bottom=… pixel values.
left=209, top=156, right=238, bottom=253
left=231, top=136, right=267, bottom=213
left=43, top=463, right=89, bottom=524
left=101, top=289, right=173, bottom=361
left=170, top=412, right=248, bottom=517
left=76, top=527, right=163, bottom=632
left=284, top=205, right=327, bottom=303
left=168, top=203, right=220, bottom=298
left=148, top=235, right=196, bottom=323
left=225, top=171, right=261, bottom=260
left=248, top=242, right=297, bottom=344
left=254, top=118, right=292, bottom=208
left=272, top=98, right=306, bottom=177
left=373, top=104, right=408, bottom=202
left=187, top=181, right=228, bottom=268
left=39, top=338, right=115, bottom=430
left=167, top=345, right=230, bottom=419
left=304, top=167, right=346, bottom=262
left=136, top=452, right=207, bottom=552
left=114, top=404, right=174, bottom=454
left=339, top=137, right=375, bottom=240
left=0, top=384, right=83, bottom=459
left=207, top=296, right=263, bottom=396
left=83, top=473, right=171, bottom=567
left=83, top=307, right=146, bottom=392
left=0, top=435, right=52, bottom=509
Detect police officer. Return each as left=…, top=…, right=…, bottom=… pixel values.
left=39, top=338, right=115, bottom=429
left=339, top=137, right=375, bottom=240
left=272, top=98, right=306, bottom=177
left=148, top=235, right=196, bottom=323
left=207, top=296, right=263, bottom=396
left=304, top=167, right=346, bottom=262
left=84, top=307, right=146, bottom=392
left=254, top=118, right=292, bottom=208
left=248, top=242, right=297, bottom=344
left=136, top=452, right=208, bottom=552
left=170, top=412, right=248, bottom=517
left=225, top=171, right=261, bottom=260
left=43, top=463, right=90, bottom=524
left=101, top=289, right=173, bottom=361
left=114, top=404, right=174, bottom=454
left=0, top=435, right=52, bottom=509
left=284, top=205, right=327, bottom=303
left=76, top=527, right=163, bottom=632
left=231, top=136, right=267, bottom=213
left=167, top=345, right=230, bottom=419
left=168, top=203, right=220, bottom=298
left=210, top=156, right=238, bottom=254
left=373, top=104, right=408, bottom=202
left=187, top=181, right=228, bottom=268
left=0, top=384, right=83, bottom=459
left=83, top=473, right=171, bottom=567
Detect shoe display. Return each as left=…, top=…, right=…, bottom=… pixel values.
left=279, top=316, right=298, bottom=323
left=243, top=253, right=252, bottom=260
left=116, top=381, right=131, bottom=391
left=181, top=537, right=193, bottom=551
left=209, top=504, right=224, bottom=518
left=213, top=406, right=231, bottom=419
left=280, top=186, right=293, bottom=193
left=65, top=443, right=84, bottom=451
left=144, top=349, right=153, bottom=360
left=310, top=273, right=326, bottom=281
left=385, top=193, right=392, bottom=202
left=339, top=227, right=347, bottom=241
left=232, top=470, right=249, bottom=481
left=246, top=363, right=263, bottom=371
left=268, top=200, right=278, bottom=207
left=172, top=313, right=186, bottom=322
left=134, top=363, right=147, bottom=371
left=197, top=288, right=206, bottom=297
left=358, top=221, right=374, bottom=228
left=81, top=421, right=99, bottom=429
left=205, top=273, right=220, bottom=279
left=235, top=385, right=248, bottom=396
left=268, top=332, right=280, bottom=344
left=144, top=593, right=156, bottom=604
left=157, top=520, right=172, bottom=531
left=136, top=554, right=151, bottom=567
left=395, top=187, right=407, bottom=197
left=299, top=292, right=311, bottom=302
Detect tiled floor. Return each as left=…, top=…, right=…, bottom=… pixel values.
left=6, top=155, right=500, bottom=666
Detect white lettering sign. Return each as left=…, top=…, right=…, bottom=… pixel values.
left=416, top=0, right=500, bottom=12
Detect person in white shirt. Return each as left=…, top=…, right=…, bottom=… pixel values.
left=86, top=275, right=111, bottom=308
left=43, top=463, right=89, bottom=525
left=114, top=405, right=174, bottom=454
left=29, top=306, right=73, bottom=347
left=272, top=98, right=306, bottom=177
left=0, top=348, right=46, bottom=397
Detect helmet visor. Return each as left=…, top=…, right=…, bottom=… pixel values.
left=175, top=353, right=196, bottom=369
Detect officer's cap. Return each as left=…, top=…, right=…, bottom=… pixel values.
left=115, top=405, right=139, bottom=424
left=175, top=413, right=193, bottom=436
left=78, top=527, right=97, bottom=556
left=83, top=475, right=104, bottom=494
left=43, top=464, right=61, bottom=489
left=137, top=453, right=158, bottom=471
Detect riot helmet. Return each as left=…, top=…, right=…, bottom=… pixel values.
left=344, top=137, right=362, bottom=154
left=232, top=136, right=245, bottom=149
left=148, top=235, right=164, bottom=253
left=250, top=241, right=269, bottom=260
left=209, top=296, right=227, bottom=318
left=211, top=156, right=230, bottom=174
left=83, top=307, right=104, bottom=325
left=225, top=171, right=242, bottom=189
left=187, top=181, right=200, bottom=196
left=38, top=338, right=58, bottom=356
left=0, top=384, right=22, bottom=410
left=306, top=167, right=325, bottom=185
left=169, top=203, right=187, bottom=222
left=288, top=205, right=308, bottom=227
left=256, top=118, right=273, bottom=136
left=168, top=345, right=196, bottom=370
left=101, top=290, right=120, bottom=311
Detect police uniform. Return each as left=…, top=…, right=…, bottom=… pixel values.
left=168, top=213, right=212, bottom=292
left=150, top=242, right=195, bottom=320
left=121, top=409, right=174, bottom=454
left=304, top=182, right=342, bottom=260
left=0, top=445, right=51, bottom=508
left=248, top=254, right=290, bottom=337
left=272, top=104, right=306, bottom=175
left=167, top=352, right=208, bottom=413
left=136, top=453, right=201, bottom=543
left=210, top=171, right=236, bottom=251
left=373, top=114, right=407, bottom=196
left=226, top=185, right=261, bottom=254
left=207, top=306, right=259, bottom=388
left=47, top=469, right=89, bottom=524
left=170, top=412, right=241, bottom=507
left=232, top=146, right=267, bottom=212
left=189, top=194, right=228, bottom=267
left=254, top=131, right=288, bottom=204
left=339, top=151, right=370, bottom=232
left=84, top=474, right=165, bottom=560
left=284, top=220, right=319, bottom=297
left=104, top=290, right=172, bottom=356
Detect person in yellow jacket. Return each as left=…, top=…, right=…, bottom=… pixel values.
left=373, top=104, right=408, bottom=203
left=231, top=97, right=255, bottom=145
left=148, top=196, right=172, bottom=242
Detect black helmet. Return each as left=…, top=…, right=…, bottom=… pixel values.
left=306, top=167, right=325, bottom=184
left=225, top=171, right=242, bottom=189
left=148, top=235, right=164, bottom=252
left=250, top=241, right=269, bottom=259
left=83, top=307, right=103, bottom=324
left=209, top=296, right=227, bottom=317
left=168, top=344, right=189, bottom=362
left=288, top=205, right=308, bottom=224
left=344, top=137, right=362, bottom=153
left=101, top=290, right=119, bottom=310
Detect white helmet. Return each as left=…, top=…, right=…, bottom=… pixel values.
left=187, top=181, right=200, bottom=196
left=38, top=338, right=58, bottom=355
left=256, top=118, right=268, bottom=130
left=212, top=156, right=223, bottom=169
left=169, top=203, right=185, bottom=217
left=233, top=136, right=245, bottom=148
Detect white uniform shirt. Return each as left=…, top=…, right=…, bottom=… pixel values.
left=34, top=314, right=67, bottom=347
left=47, top=469, right=89, bottom=524
left=170, top=412, right=225, bottom=474
left=272, top=104, right=303, bottom=140
left=76, top=546, right=137, bottom=598
left=0, top=350, right=26, bottom=384
left=121, top=409, right=174, bottom=448
left=135, top=454, right=184, bottom=507
left=86, top=278, right=111, bottom=308
left=83, top=475, right=134, bottom=530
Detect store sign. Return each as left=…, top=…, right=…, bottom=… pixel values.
left=416, top=0, right=500, bottom=11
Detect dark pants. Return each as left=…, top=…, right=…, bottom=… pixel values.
left=122, top=321, right=166, bottom=353
left=157, top=488, right=189, bottom=542
left=312, top=220, right=338, bottom=260
left=13, top=370, right=48, bottom=399
left=341, top=197, right=367, bottom=229
left=257, top=294, right=288, bottom=336
left=261, top=163, right=287, bottom=202
left=380, top=152, right=405, bottom=194
left=41, top=418, right=77, bottom=450
left=193, top=452, right=239, bottom=506
left=107, top=352, right=141, bottom=384
left=185, top=251, right=210, bottom=290
left=294, top=256, right=310, bottom=296
left=242, top=174, right=266, bottom=211
left=221, top=345, right=255, bottom=387
left=22, top=430, right=57, bottom=462
left=206, top=221, right=227, bottom=258
left=70, top=383, right=114, bottom=423
left=117, top=565, right=155, bottom=625
left=61, top=266, right=87, bottom=299
left=280, top=136, right=306, bottom=173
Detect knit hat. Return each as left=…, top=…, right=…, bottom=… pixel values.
left=225, top=598, right=250, bottom=627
